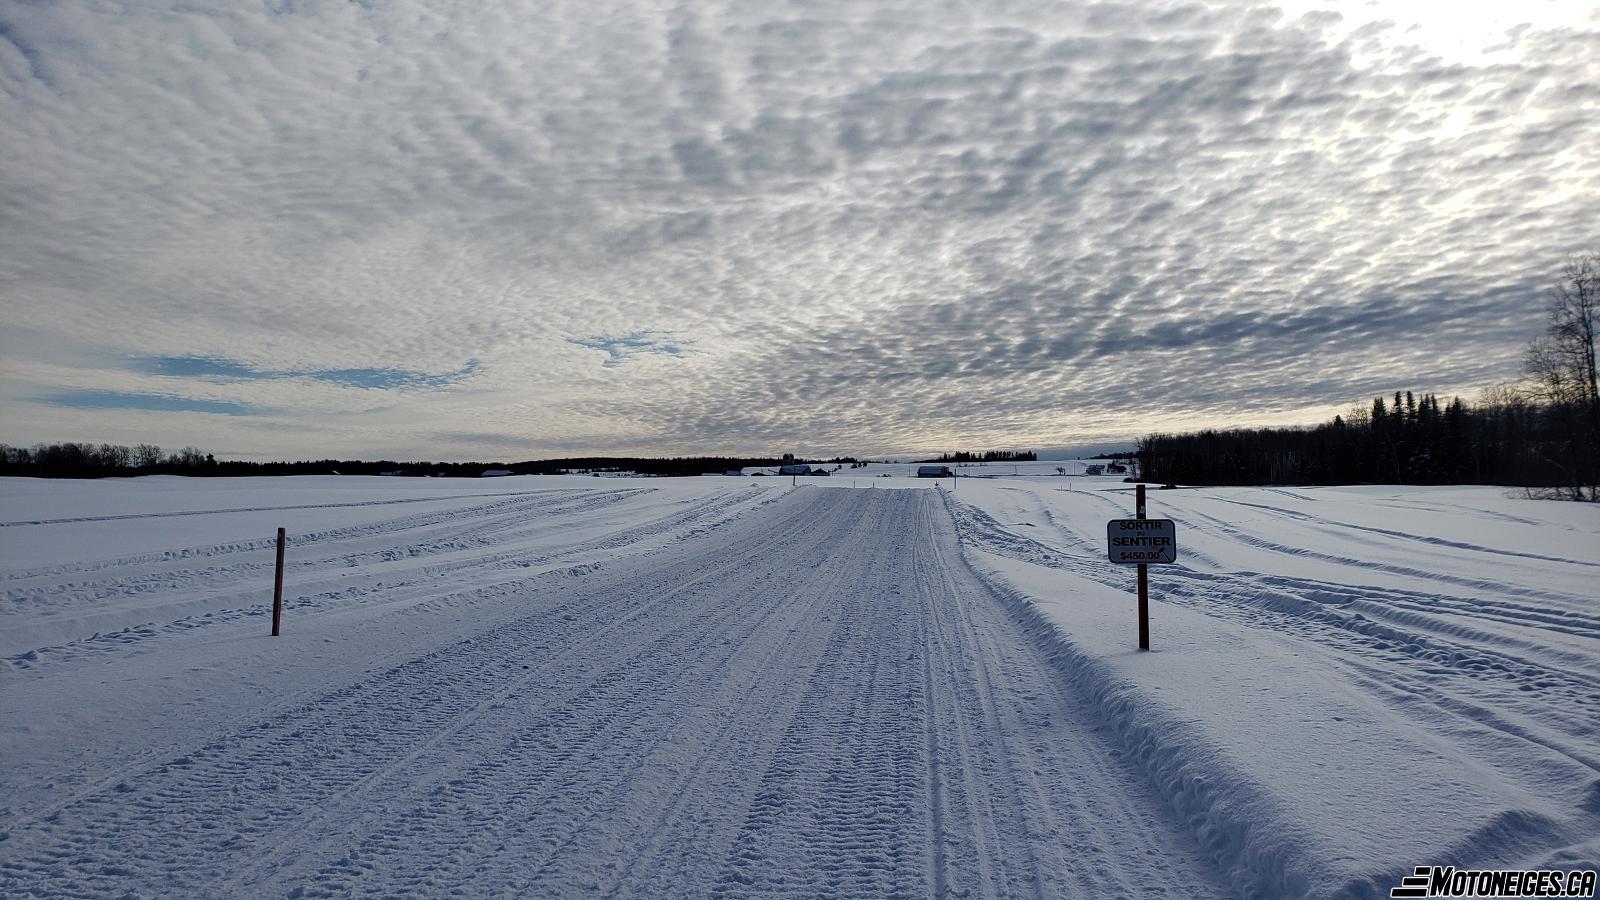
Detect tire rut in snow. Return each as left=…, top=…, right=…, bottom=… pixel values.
left=712, top=493, right=927, bottom=898
left=262, top=496, right=855, bottom=897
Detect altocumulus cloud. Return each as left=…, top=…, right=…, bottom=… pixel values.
left=0, top=0, right=1595, bottom=459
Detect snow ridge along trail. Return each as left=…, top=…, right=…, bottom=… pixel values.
left=0, top=487, right=1224, bottom=898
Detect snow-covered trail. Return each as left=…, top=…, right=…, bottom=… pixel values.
left=0, top=488, right=1224, bottom=898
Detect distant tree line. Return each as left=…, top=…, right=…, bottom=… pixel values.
left=925, top=450, right=1037, bottom=463
left=1137, top=389, right=1567, bottom=489
left=0, top=446, right=789, bottom=480
left=515, top=457, right=786, bottom=477
left=1139, top=252, right=1599, bottom=500
left=2, top=442, right=224, bottom=478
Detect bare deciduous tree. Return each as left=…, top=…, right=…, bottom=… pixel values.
left=1523, top=251, right=1599, bottom=500
left=134, top=443, right=164, bottom=468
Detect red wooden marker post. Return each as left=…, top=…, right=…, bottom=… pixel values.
left=271, top=527, right=286, bottom=637
left=1136, top=484, right=1149, bottom=651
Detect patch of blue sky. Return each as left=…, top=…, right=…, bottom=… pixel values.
left=569, top=333, right=685, bottom=368
left=133, top=356, right=275, bottom=380
left=133, top=356, right=478, bottom=389
left=308, top=360, right=479, bottom=389
left=38, top=390, right=257, bottom=416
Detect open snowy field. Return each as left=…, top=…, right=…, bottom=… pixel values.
left=1, top=473, right=1596, bottom=897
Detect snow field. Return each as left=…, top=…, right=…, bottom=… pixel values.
left=1, top=473, right=1596, bottom=896
left=947, top=480, right=1600, bottom=893
left=4, top=484, right=1227, bottom=897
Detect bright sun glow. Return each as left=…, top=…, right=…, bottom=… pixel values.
left=1277, top=0, right=1597, bottom=64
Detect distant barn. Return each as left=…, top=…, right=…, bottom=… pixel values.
left=778, top=464, right=812, bottom=476
left=481, top=468, right=514, bottom=477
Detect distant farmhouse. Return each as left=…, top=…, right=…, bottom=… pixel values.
left=1084, top=464, right=1105, bottom=476
left=777, top=451, right=811, bottom=477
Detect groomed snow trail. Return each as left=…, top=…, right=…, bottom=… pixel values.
left=0, top=488, right=1223, bottom=898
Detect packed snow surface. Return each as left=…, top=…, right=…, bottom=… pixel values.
left=1, top=472, right=1596, bottom=897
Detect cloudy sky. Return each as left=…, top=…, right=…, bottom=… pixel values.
left=2, top=0, right=1596, bottom=460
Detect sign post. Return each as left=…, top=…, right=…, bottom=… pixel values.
left=1106, top=484, right=1177, bottom=650
left=271, top=527, right=286, bottom=637
left=1136, top=485, right=1148, bottom=651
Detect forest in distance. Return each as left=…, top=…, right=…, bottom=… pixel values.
left=3, top=386, right=1587, bottom=498
left=0, top=448, right=1031, bottom=480
left=2, top=391, right=1591, bottom=496
left=1140, top=254, right=1599, bottom=500
left=1136, top=386, right=1594, bottom=498
left=0, top=448, right=794, bottom=480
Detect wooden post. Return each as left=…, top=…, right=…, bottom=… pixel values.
left=1136, top=484, right=1149, bottom=651
left=272, top=527, right=286, bottom=637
